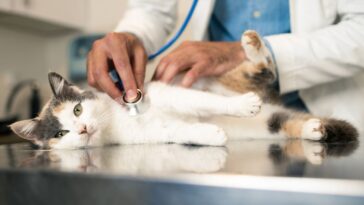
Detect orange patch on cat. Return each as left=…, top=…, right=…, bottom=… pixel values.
left=250, top=63, right=268, bottom=75
left=218, top=61, right=267, bottom=93
left=283, top=119, right=305, bottom=138
left=218, top=64, right=251, bottom=93
left=283, top=114, right=313, bottom=138
left=52, top=104, right=65, bottom=114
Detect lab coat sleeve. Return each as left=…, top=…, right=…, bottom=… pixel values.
left=265, top=1, right=364, bottom=94
left=114, top=0, right=178, bottom=55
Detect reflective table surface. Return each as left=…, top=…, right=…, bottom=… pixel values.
left=1, top=138, right=363, bottom=205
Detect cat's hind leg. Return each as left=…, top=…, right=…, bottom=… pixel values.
left=241, top=30, right=276, bottom=82
left=216, top=30, right=278, bottom=97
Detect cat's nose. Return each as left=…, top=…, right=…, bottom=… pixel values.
left=79, top=125, right=87, bottom=135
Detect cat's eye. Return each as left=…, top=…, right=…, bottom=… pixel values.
left=73, top=103, right=83, bottom=117
left=55, top=130, right=69, bottom=138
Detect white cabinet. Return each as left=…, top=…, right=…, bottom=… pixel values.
left=0, top=0, right=87, bottom=31
left=12, top=0, right=87, bottom=29
left=0, top=0, right=11, bottom=11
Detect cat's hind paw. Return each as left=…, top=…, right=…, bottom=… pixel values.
left=242, top=30, right=264, bottom=63
left=230, top=92, right=262, bottom=117
left=301, top=119, right=326, bottom=141
left=242, top=30, right=261, bottom=49
left=241, top=30, right=276, bottom=83
left=302, top=141, right=325, bottom=165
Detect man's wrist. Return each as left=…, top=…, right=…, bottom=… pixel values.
left=262, top=38, right=277, bottom=68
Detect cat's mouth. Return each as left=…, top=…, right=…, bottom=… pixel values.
left=80, top=129, right=97, bottom=147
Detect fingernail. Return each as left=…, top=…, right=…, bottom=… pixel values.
left=126, top=89, right=137, bottom=102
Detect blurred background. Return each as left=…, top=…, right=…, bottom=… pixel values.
left=0, top=0, right=193, bottom=141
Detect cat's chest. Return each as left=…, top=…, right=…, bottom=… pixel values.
left=111, top=107, right=171, bottom=136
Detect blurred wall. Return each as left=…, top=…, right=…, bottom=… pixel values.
left=0, top=26, right=48, bottom=118
left=0, top=0, right=193, bottom=119
left=0, top=0, right=127, bottom=118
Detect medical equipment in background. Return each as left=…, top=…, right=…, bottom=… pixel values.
left=109, top=0, right=199, bottom=114
left=69, top=34, right=104, bottom=82
left=0, top=80, right=41, bottom=135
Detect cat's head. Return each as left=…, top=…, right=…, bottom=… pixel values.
left=10, top=72, right=108, bottom=149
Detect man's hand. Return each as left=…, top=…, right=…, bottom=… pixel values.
left=154, top=41, right=245, bottom=87
left=87, top=32, right=147, bottom=101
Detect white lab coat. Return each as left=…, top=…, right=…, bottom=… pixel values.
left=115, top=0, right=364, bottom=130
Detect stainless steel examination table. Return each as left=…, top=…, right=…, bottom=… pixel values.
left=0, top=137, right=363, bottom=205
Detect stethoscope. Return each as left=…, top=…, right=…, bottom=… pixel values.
left=109, top=0, right=198, bottom=115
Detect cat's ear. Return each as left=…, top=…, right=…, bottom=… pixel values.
left=10, top=119, right=40, bottom=141
left=48, top=72, right=71, bottom=98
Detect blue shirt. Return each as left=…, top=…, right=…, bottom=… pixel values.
left=208, top=0, right=290, bottom=41
left=208, top=0, right=307, bottom=112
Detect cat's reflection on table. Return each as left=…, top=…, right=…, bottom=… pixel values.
left=18, top=139, right=358, bottom=175
left=19, top=144, right=228, bottom=174
left=269, top=140, right=359, bottom=165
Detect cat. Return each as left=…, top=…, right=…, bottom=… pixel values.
left=10, top=30, right=358, bottom=149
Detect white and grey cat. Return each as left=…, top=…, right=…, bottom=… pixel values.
left=10, top=31, right=358, bottom=149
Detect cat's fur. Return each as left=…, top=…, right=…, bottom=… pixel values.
left=10, top=31, right=358, bottom=149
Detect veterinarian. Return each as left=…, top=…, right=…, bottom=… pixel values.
left=87, top=0, right=364, bottom=130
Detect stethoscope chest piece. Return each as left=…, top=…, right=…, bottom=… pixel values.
left=122, top=89, right=148, bottom=116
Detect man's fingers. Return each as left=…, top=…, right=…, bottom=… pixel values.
left=87, top=52, right=103, bottom=91
left=93, top=51, right=122, bottom=99
left=133, top=46, right=147, bottom=91
left=181, top=64, right=204, bottom=87
left=154, top=57, right=169, bottom=80
left=159, top=53, right=193, bottom=83
left=159, top=64, right=181, bottom=83
left=110, top=43, right=138, bottom=101
left=154, top=46, right=188, bottom=80
left=86, top=52, right=96, bottom=87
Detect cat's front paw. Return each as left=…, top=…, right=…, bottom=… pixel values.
left=191, top=124, right=227, bottom=146
left=205, top=126, right=227, bottom=146
left=301, top=119, right=326, bottom=141
left=230, top=92, right=262, bottom=117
